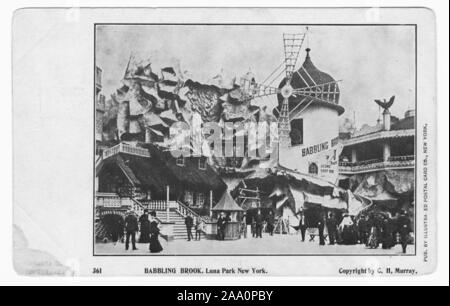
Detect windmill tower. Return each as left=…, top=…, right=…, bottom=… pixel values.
left=239, top=29, right=344, bottom=178
left=240, top=30, right=342, bottom=151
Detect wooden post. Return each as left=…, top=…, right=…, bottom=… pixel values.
left=166, top=186, right=170, bottom=222
left=210, top=190, right=213, bottom=218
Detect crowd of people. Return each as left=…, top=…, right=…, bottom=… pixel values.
left=123, top=209, right=164, bottom=253
left=102, top=207, right=413, bottom=254
left=295, top=209, right=413, bottom=253
left=232, top=207, right=413, bottom=254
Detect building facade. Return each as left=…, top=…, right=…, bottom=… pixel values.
left=338, top=108, right=415, bottom=214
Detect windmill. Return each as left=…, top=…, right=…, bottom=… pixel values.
left=239, top=29, right=342, bottom=148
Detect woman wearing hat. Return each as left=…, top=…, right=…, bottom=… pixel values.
left=138, top=210, right=151, bottom=244
left=149, top=211, right=163, bottom=253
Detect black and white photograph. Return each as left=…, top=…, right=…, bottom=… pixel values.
left=8, top=5, right=446, bottom=282
left=94, top=24, right=417, bottom=256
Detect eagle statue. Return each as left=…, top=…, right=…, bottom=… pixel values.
left=374, top=95, right=395, bottom=110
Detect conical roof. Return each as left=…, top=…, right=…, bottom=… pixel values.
left=212, top=192, right=244, bottom=212
left=292, top=48, right=339, bottom=93
left=275, top=48, right=344, bottom=116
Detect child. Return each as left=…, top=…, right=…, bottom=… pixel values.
left=195, top=218, right=205, bottom=241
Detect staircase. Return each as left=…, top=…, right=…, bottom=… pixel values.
left=155, top=210, right=205, bottom=241
left=96, top=193, right=207, bottom=241
left=95, top=220, right=109, bottom=241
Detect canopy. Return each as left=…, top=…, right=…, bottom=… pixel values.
left=322, top=195, right=348, bottom=210
left=212, top=192, right=244, bottom=212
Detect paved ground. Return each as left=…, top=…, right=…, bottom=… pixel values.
left=95, top=233, right=414, bottom=256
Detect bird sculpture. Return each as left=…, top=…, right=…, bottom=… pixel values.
left=374, top=95, right=395, bottom=110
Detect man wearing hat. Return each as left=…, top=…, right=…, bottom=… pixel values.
left=124, top=210, right=139, bottom=251
left=296, top=208, right=308, bottom=242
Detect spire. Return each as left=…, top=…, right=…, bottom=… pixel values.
left=305, top=48, right=311, bottom=59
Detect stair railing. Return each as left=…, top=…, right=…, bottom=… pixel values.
left=175, top=201, right=212, bottom=235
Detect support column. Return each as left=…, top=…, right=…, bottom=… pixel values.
left=210, top=190, right=213, bottom=218
left=351, top=148, right=357, bottom=163
left=383, top=142, right=391, bottom=162
left=166, top=186, right=170, bottom=222
left=145, top=127, right=152, bottom=143
left=383, top=109, right=391, bottom=131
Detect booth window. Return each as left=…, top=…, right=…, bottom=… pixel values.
left=309, top=162, right=319, bottom=175
left=290, top=118, right=303, bottom=146
left=198, top=157, right=207, bottom=170
left=176, top=156, right=185, bottom=167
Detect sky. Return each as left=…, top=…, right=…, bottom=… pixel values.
left=96, top=25, right=416, bottom=128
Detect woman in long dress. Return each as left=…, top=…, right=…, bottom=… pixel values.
left=367, top=213, right=380, bottom=249
left=381, top=213, right=395, bottom=249
left=149, top=211, right=163, bottom=253
left=138, top=211, right=150, bottom=243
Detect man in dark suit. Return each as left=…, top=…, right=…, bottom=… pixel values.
left=255, top=209, right=264, bottom=238
left=185, top=214, right=194, bottom=241
left=397, top=211, right=412, bottom=254
left=296, top=209, right=308, bottom=242
left=318, top=216, right=326, bottom=246
left=124, top=211, right=139, bottom=251
left=217, top=212, right=228, bottom=240
left=326, top=212, right=338, bottom=245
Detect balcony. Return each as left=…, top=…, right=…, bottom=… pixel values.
left=339, top=155, right=415, bottom=174
left=102, top=143, right=151, bottom=159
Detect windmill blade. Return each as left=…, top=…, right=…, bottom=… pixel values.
left=283, top=33, right=307, bottom=79
left=241, top=81, right=280, bottom=99
left=292, top=80, right=341, bottom=104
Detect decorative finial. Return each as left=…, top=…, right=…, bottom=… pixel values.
left=305, top=48, right=311, bottom=58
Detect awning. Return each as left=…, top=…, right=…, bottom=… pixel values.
left=322, top=195, right=347, bottom=210
left=303, top=192, right=324, bottom=205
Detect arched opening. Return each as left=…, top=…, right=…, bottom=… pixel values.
left=100, top=214, right=125, bottom=243
left=308, top=162, right=319, bottom=175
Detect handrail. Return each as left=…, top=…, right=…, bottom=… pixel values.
left=176, top=201, right=209, bottom=224
left=102, top=143, right=151, bottom=159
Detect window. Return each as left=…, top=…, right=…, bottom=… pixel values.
left=196, top=193, right=205, bottom=207
left=309, top=162, right=319, bottom=175
left=184, top=191, right=194, bottom=206
left=176, top=156, right=185, bottom=167
left=290, top=118, right=303, bottom=146
left=199, top=157, right=207, bottom=170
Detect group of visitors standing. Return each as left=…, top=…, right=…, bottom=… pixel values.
left=296, top=208, right=412, bottom=253
left=362, top=211, right=413, bottom=253
left=239, top=209, right=276, bottom=239
left=124, top=209, right=163, bottom=253
left=185, top=213, right=205, bottom=241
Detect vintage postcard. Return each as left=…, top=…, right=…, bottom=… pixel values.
left=12, top=8, right=437, bottom=276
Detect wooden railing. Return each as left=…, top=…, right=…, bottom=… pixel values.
left=175, top=201, right=209, bottom=224
left=96, top=193, right=144, bottom=215
left=339, top=156, right=415, bottom=174
left=96, top=193, right=127, bottom=208
left=102, top=143, right=150, bottom=159
left=139, top=200, right=168, bottom=211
